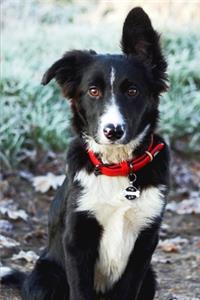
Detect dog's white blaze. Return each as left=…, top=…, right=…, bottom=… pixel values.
left=110, top=67, right=115, bottom=95
left=98, top=67, right=125, bottom=143
left=75, top=170, right=165, bottom=292
left=85, top=124, right=150, bottom=163
left=100, top=102, right=124, bottom=128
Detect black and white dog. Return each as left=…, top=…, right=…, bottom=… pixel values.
left=2, top=7, right=170, bottom=300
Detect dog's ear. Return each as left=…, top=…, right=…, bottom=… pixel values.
left=121, top=7, right=167, bottom=93
left=41, top=50, right=96, bottom=98
left=121, top=7, right=160, bottom=62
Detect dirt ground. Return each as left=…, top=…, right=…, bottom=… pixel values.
left=0, top=152, right=200, bottom=300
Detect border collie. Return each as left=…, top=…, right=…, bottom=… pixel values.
left=1, top=7, right=170, bottom=300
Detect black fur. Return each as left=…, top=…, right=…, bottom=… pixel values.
left=1, top=7, right=170, bottom=300
left=1, top=270, right=26, bottom=289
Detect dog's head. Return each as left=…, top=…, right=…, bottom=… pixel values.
left=42, top=7, right=167, bottom=150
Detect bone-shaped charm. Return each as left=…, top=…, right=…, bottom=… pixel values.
left=124, top=186, right=140, bottom=200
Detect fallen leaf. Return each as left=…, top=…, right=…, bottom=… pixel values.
left=168, top=294, right=200, bottom=300
left=0, top=234, right=20, bottom=249
left=0, top=219, right=13, bottom=234
left=0, top=180, right=9, bottom=199
left=19, top=170, right=34, bottom=181
left=159, top=242, right=180, bottom=253
left=166, top=198, right=200, bottom=214
left=24, top=228, right=46, bottom=242
left=11, top=250, right=39, bottom=263
left=0, top=199, right=28, bottom=221
left=195, top=240, right=200, bottom=249
left=158, top=237, right=188, bottom=253
left=152, top=255, right=172, bottom=264
left=161, top=223, right=170, bottom=230
left=32, top=173, right=65, bottom=193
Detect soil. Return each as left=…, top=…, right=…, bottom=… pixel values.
left=0, top=152, right=200, bottom=300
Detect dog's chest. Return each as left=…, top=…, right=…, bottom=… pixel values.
left=75, top=170, right=164, bottom=293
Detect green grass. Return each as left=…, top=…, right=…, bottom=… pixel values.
left=0, top=80, right=70, bottom=167
left=1, top=2, right=200, bottom=168
left=159, top=32, right=200, bottom=152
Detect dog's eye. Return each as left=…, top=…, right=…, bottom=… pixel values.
left=88, top=86, right=101, bottom=98
left=127, top=86, right=139, bottom=97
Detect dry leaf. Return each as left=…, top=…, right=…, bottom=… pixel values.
left=0, top=180, right=9, bottom=199
left=19, top=170, right=33, bottom=181
left=0, top=199, right=28, bottom=221
left=24, top=228, right=46, bottom=241
left=0, top=234, right=20, bottom=249
left=11, top=250, right=39, bottom=263
left=159, top=237, right=188, bottom=253
left=0, top=219, right=13, bottom=234
left=152, top=255, right=171, bottom=264
left=168, top=294, right=200, bottom=300
left=32, top=173, right=65, bottom=193
left=166, top=198, right=200, bottom=214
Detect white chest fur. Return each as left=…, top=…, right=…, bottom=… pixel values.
left=75, top=170, right=164, bottom=293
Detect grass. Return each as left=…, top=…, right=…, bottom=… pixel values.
left=159, top=32, right=200, bottom=152
left=1, top=1, right=200, bottom=168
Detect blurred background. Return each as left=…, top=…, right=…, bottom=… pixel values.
left=1, top=1, right=200, bottom=300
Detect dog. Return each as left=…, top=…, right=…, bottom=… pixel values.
left=1, top=7, right=170, bottom=300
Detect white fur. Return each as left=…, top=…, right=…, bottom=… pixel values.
left=85, top=124, right=150, bottom=164
left=97, top=67, right=125, bottom=145
left=75, top=170, right=165, bottom=292
left=99, top=103, right=124, bottom=135
left=110, top=67, right=115, bottom=94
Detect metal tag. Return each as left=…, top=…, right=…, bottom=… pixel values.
left=124, top=185, right=140, bottom=200
left=124, top=172, right=140, bottom=200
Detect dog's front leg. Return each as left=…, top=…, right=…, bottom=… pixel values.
left=112, top=225, right=159, bottom=300
left=64, top=211, right=101, bottom=300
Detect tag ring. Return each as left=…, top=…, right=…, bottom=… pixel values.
left=128, top=172, right=137, bottom=183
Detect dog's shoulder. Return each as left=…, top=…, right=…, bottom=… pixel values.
left=48, top=177, right=68, bottom=224
left=48, top=137, right=90, bottom=222
left=66, top=137, right=92, bottom=178
left=151, top=133, right=170, bottom=185
left=153, top=133, right=170, bottom=157
left=139, top=133, right=170, bottom=181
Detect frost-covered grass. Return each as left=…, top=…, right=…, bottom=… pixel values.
left=160, top=32, right=200, bottom=151
left=1, top=1, right=200, bottom=168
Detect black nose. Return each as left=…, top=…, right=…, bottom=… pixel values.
left=103, top=124, right=124, bottom=141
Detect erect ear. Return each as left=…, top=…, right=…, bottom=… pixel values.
left=121, top=7, right=167, bottom=93
left=41, top=50, right=96, bottom=99
left=121, top=7, right=160, bottom=62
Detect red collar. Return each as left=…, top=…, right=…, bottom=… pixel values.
left=88, top=136, right=164, bottom=176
